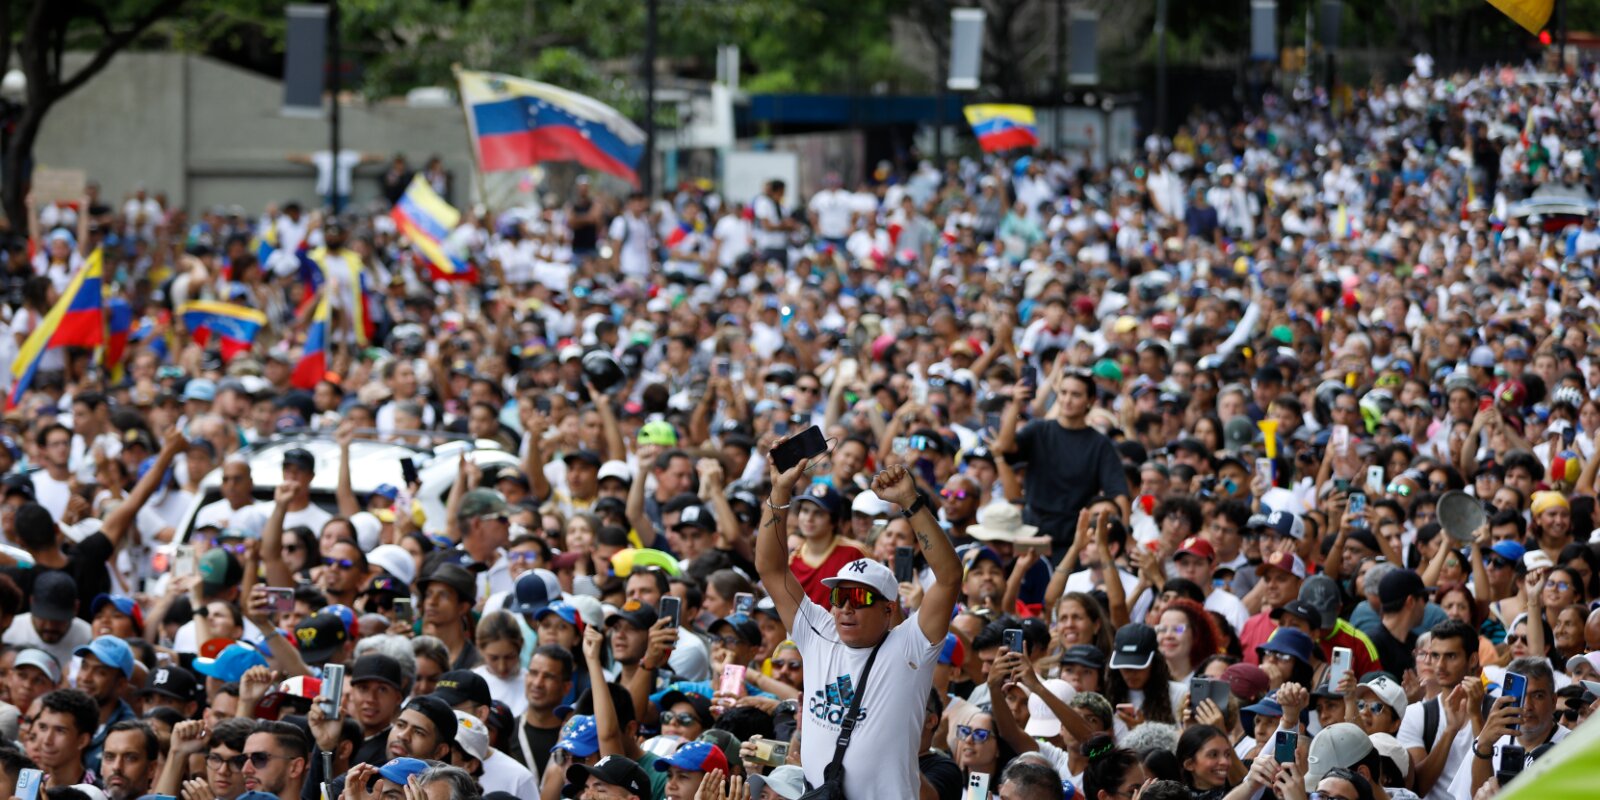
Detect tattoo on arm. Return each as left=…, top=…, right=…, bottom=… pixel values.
left=916, top=530, right=932, bottom=550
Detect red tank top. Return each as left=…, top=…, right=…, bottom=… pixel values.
left=790, top=541, right=867, bottom=606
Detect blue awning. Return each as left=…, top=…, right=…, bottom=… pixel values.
left=744, top=94, right=970, bottom=126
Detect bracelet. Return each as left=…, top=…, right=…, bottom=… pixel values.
left=1473, top=744, right=1494, bottom=760
left=767, top=498, right=791, bottom=511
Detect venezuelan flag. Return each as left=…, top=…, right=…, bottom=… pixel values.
left=964, top=104, right=1040, bottom=153
left=104, top=297, right=133, bottom=383
left=179, top=301, right=266, bottom=363
left=9, top=249, right=105, bottom=409
left=391, top=175, right=474, bottom=281
left=291, top=293, right=330, bottom=390
left=457, top=69, right=646, bottom=186
left=1487, top=0, right=1552, bottom=34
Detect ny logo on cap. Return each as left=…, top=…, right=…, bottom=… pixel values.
left=811, top=484, right=829, bottom=497
left=846, top=560, right=869, bottom=574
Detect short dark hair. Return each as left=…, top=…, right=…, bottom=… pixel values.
left=104, top=720, right=160, bottom=760
left=140, top=706, right=186, bottom=728
left=712, top=706, right=775, bottom=742
left=1490, top=509, right=1527, bottom=537
left=39, top=689, right=97, bottom=738
left=0, top=744, right=36, bottom=781
left=15, top=503, right=56, bottom=550
left=35, top=423, right=69, bottom=449
left=254, top=720, right=311, bottom=759
left=626, top=568, right=670, bottom=597
left=1427, top=619, right=1478, bottom=659
left=1000, top=760, right=1061, bottom=798
left=530, top=645, right=575, bottom=681
left=208, top=717, right=255, bottom=751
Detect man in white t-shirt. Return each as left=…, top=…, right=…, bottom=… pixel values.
left=808, top=174, right=855, bottom=248
left=607, top=193, right=654, bottom=281
left=751, top=180, right=791, bottom=266
left=1398, top=620, right=1478, bottom=800
left=1448, top=656, right=1567, bottom=800
left=756, top=462, right=961, bottom=800
left=1172, top=536, right=1249, bottom=632
left=31, top=424, right=75, bottom=522
left=250, top=448, right=331, bottom=535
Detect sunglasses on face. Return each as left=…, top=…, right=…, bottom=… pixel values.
left=323, top=557, right=358, bottom=570
left=1506, top=634, right=1528, bottom=645
left=829, top=586, right=879, bottom=609
left=1430, top=482, right=1449, bottom=491
left=1355, top=700, right=1391, bottom=715
left=509, top=552, right=541, bottom=564
left=240, top=752, right=287, bottom=769
left=713, top=635, right=746, bottom=648
left=660, top=711, right=700, bottom=728
left=1487, top=556, right=1514, bottom=569
left=1549, top=581, right=1573, bottom=592
left=940, top=488, right=969, bottom=500
left=282, top=544, right=301, bottom=554
left=956, top=725, right=993, bottom=743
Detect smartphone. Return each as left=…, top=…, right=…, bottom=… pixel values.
left=1003, top=628, right=1025, bottom=654
left=1257, top=457, right=1275, bottom=487
left=1563, top=425, right=1578, bottom=447
left=173, top=545, right=196, bottom=577
left=733, top=592, right=755, bottom=617
left=719, top=664, right=748, bottom=699
left=1497, top=743, right=1526, bottom=782
left=748, top=737, right=791, bottom=767
left=1189, top=677, right=1214, bottom=714
left=773, top=418, right=789, bottom=437
left=1334, top=477, right=1351, bottom=493
left=400, top=457, right=420, bottom=487
left=894, top=546, right=914, bottom=583
left=714, top=357, right=730, bottom=378
left=1504, top=671, right=1528, bottom=731
left=1331, top=425, right=1350, bottom=454
left=1480, top=394, right=1495, bottom=412
left=1274, top=729, right=1298, bottom=764
left=1366, top=465, right=1386, bottom=495
left=266, top=587, right=295, bottom=614
left=659, top=596, right=681, bottom=629
left=892, top=437, right=910, bottom=456
left=1020, top=365, right=1038, bottom=389
left=392, top=597, right=414, bottom=626
left=966, top=771, right=991, bottom=800
left=320, top=663, right=345, bottom=718
left=770, top=425, right=827, bottom=472
left=1348, top=492, right=1368, bottom=528
left=14, top=769, right=41, bottom=800
left=1329, top=647, right=1353, bottom=691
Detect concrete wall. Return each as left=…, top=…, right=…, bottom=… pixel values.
left=32, top=52, right=477, bottom=216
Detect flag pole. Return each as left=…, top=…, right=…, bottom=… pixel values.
left=452, top=64, right=490, bottom=213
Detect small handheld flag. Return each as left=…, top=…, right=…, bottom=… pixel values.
left=9, top=249, right=105, bottom=409
left=964, top=104, right=1040, bottom=153
left=179, top=301, right=267, bottom=363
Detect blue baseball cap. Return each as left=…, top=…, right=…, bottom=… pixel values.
left=192, top=641, right=268, bottom=682
left=535, top=601, right=580, bottom=628
left=372, top=484, right=400, bottom=501
left=1241, top=693, right=1285, bottom=718
left=1490, top=541, right=1527, bottom=563
left=182, top=378, right=216, bottom=402
left=90, top=594, right=145, bottom=628
left=792, top=482, right=842, bottom=517
left=653, top=740, right=729, bottom=774
left=74, top=636, right=134, bottom=679
left=552, top=714, right=599, bottom=758
left=368, top=757, right=430, bottom=790
left=510, top=569, right=562, bottom=616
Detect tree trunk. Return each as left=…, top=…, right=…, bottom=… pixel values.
left=2, top=98, right=44, bottom=231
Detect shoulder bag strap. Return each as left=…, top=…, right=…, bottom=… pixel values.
left=824, top=640, right=885, bottom=776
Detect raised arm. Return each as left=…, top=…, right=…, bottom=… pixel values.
left=872, top=465, right=960, bottom=644
left=260, top=482, right=296, bottom=588
left=101, top=429, right=185, bottom=549
left=1097, top=512, right=1132, bottom=629
left=519, top=406, right=553, bottom=504
left=993, top=380, right=1032, bottom=457
left=587, top=381, right=627, bottom=463
left=1043, top=513, right=1090, bottom=615
left=755, top=440, right=819, bottom=632
left=334, top=421, right=361, bottom=518
left=581, top=625, right=642, bottom=760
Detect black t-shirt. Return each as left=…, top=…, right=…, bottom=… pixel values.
left=919, top=751, right=962, bottom=800
left=5, top=532, right=116, bottom=620
left=1013, top=421, right=1129, bottom=546
left=1369, top=623, right=1418, bottom=676
left=570, top=199, right=599, bottom=250
left=506, top=719, right=563, bottom=777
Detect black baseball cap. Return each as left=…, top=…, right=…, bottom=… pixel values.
left=431, top=670, right=492, bottom=709
left=141, top=665, right=200, bottom=702
left=1271, top=599, right=1324, bottom=629
left=282, top=447, right=315, bottom=472
left=604, top=599, right=659, bottom=630
left=563, top=755, right=651, bottom=800
left=1378, top=569, right=1427, bottom=613
left=709, top=615, right=762, bottom=646
left=401, top=695, right=457, bottom=743
left=32, top=572, right=78, bottom=622
left=1108, top=623, right=1157, bottom=670
left=350, top=654, right=405, bottom=692
left=1060, top=645, right=1107, bottom=671
left=292, top=613, right=349, bottom=664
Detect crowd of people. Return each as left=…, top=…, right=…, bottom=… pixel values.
left=0, top=57, right=1594, bottom=800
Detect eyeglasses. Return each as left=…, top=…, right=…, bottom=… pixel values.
left=509, top=552, right=541, bottom=564
left=323, top=557, right=358, bottom=570
left=1550, top=580, right=1573, bottom=592
left=660, top=711, right=700, bottom=728
left=828, top=586, right=879, bottom=609
left=1355, top=700, right=1391, bottom=715
left=222, top=543, right=248, bottom=555
left=955, top=725, right=993, bottom=743
left=1264, top=652, right=1296, bottom=663
left=1386, top=483, right=1412, bottom=497
left=1487, top=556, right=1514, bottom=569
left=207, top=754, right=249, bottom=771
left=940, top=488, right=969, bottom=500
left=1429, top=482, right=1449, bottom=491
left=1506, top=634, right=1528, bottom=645
left=1155, top=624, right=1188, bottom=636
left=713, top=635, right=746, bottom=647
left=241, top=752, right=291, bottom=769
left=771, top=659, right=802, bottom=670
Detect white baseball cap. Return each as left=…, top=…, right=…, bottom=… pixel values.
left=749, top=765, right=806, bottom=800
left=598, top=460, right=633, bottom=484
left=1023, top=679, right=1078, bottom=738
left=1357, top=674, right=1408, bottom=719
left=850, top=491, right=892, bottom=517
left=453, top=710, right=489, bottom=761
left=368, top=544, right=416, bottom=586
left=821, top=558, right=900, bottom=599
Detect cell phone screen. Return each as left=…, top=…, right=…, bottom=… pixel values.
left=770, top=425, right=826, bottom=472
left=400, top=457, right=420, bottom=487
left=659, top=597, right=681, bottom=629
left=894, top=546, right=914, bottom=583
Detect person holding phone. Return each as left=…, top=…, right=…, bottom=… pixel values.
left=1459, top=657, right=1567, bottom=798
left=755, top=456, right=962, bottom=800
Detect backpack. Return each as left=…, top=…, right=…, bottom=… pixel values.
left=1422, top=696, right=1440, bottom=748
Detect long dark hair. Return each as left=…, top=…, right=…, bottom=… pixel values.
left=1106, top=651, right=1176, bottom=724
left=1081, top=734, right=1140, bottom=800
left=1176, top=724, right=1232, bottom=790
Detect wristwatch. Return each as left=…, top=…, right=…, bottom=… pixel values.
left=901, top=491, right=930, bottom=519
left=1473, top=743, right=1495, bottom=760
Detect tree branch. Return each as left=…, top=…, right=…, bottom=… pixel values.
left=56, top=0, right=187, bottom=99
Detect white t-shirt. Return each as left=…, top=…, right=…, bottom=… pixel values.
left=712, top=215, right=750, bottom=268
left=251, top=500, right=332, bottom=537
left=751, top=195, right=787, bottom=251
left=194, top=500, right=267, bottom=537
left=1398, top=698, right=1471, bottom=800
left=1205, top=588, right=1250, bottom=633
left=791, top=598, right=939, bottom=800
left=607, top=214, right=653, bottom=279
left=808, top=190, right=855, bottom=239
left=1064, top=567, right=1154, bottom=622
left=311, top=150, right=363, bottom=198
left=480, top=747, right=538, bottom=798
left=3, top=614, right=92, bottom=669
left=172, top=617, right=264, bottom=655
left=472, top=665, right=528, bottom=718
left=31, top=471, right=72, bottom=523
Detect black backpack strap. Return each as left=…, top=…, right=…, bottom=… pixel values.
left=823, top=640, right=886, bottom=779
left=1423, top=696, right=1440, bottom=748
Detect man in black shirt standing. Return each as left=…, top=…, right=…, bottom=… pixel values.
left=995, top=369, right=1130, bottom=552
left=1371, top=569, right=1428, bottom=675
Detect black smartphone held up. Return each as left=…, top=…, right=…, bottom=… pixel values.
left=1020, top=365, right=1038, bottom=389
left=659, top=596, right=682, bottom=629
left=1003, top=628, right=1025, bottom=654
left=399, top=457, right=420, bottom=487
left=894, top=546, right=914, bottom=583
left=1274, top=729, right=1298, bottom=764
left=770, top=425, right=827, bottom=472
